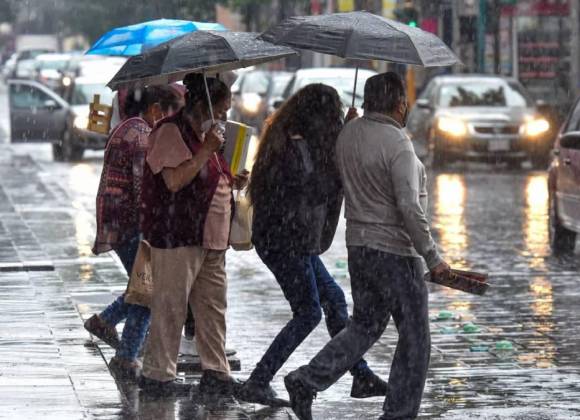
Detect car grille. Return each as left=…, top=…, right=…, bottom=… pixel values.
left=473, top=125, right=520, bottom=135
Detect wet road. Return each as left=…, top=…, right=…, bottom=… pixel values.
left=1, top=83, right=580, bottom=418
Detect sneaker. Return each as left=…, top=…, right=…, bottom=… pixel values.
left=350, top=371, right=388, bottom=399
left=236, top=378, right=290, bottom=407
left=138, top=375, right=192, bottom=397
left=109, top=356, right=142, bottom=381
left=199, top=370, right=242, bottom=396
left=284, top=372, right=316, bottom=420
left=84, top=314, right=120, bottom=349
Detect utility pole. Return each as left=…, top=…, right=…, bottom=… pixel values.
left=571, top=0, right=580, bottom=96
left=477, top=0, right=487, bottom=73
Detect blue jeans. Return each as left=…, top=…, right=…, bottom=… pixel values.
left=100, top=236, right=151, bottom=361
left=293, top=247, right=430, bottom=419
left=249, top=247, right=371, bottom=385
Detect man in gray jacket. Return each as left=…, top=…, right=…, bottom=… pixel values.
left=284, top=72, right=449, bottom=420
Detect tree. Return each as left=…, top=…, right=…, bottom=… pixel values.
left=61, top=0, right=226, bottom=43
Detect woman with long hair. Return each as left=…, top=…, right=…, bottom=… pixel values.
left=238, top=84, right=386, bottom=404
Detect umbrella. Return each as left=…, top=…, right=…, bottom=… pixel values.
left=86, top=19, right=226, bottom=57
left=259, top=11, right=460, bottom=106
left=107, top=31, right=296, bottom=121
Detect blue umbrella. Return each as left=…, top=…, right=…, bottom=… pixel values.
left=86, top=19, right=226, bottom=56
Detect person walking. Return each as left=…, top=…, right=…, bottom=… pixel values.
left=85, top=85, right=183, bottom=379
left=237, top=84, right=387, bottom=406
left=283, top=72, right=450, bottom=420
left=138, top=73, right=247, bottom=397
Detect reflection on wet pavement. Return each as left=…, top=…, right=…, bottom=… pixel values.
left=2, top=144, right=580, bottom=419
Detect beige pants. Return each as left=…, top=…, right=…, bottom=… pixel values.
left=142, top=245, right=230, bottom=382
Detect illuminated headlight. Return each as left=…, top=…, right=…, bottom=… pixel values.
left=437, top=116, right=467, bottom=137
left=74, top=115, right=89, bottom=129
left=241, top=93, right=262, bottom=115
left=62, top=76, right=72, bottom=87
left=523, top=118, right=550, bottom=137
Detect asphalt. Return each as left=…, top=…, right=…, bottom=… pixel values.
left=1, top=82, right=580, bottom=419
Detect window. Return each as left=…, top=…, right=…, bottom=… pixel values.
left=241, top=72, right=269, bottom=95
left=564, top=100, right=580, bottom=133
left=438, top=80, right=532, bottom=108
left=10, top=84, right=53, bottom=109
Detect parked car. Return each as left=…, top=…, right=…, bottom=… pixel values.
left=406, top=74, right=552, bottom=168
left=34, top=53, right=72, bottom=92
left=230, top=70, right=293, bottom=132
left=281, top=67, right=378, bottom=115
left=8, top=79, right=69, bottom=144
left=2, top=49, right=55, bottom=79
left=56, top=75, right=115, bottom=161
left=8, top=76, right=114, bottom=162
left=548, top=96, right=580, bottom=252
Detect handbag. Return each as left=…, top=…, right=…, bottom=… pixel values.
left=229, top=189, right=253, bottom=251
left=125, top=240, right=153, bottom=307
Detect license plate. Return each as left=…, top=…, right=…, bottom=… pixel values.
left=488, top=139, right=510, bottom=152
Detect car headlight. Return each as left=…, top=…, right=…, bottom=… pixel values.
left=437, top=116, right=467, bottom=137
left=241, top=93, right=262, bottom=115
left=523, top=118, right=550, bottom=137
left=74, top=115, right=89, bottom=129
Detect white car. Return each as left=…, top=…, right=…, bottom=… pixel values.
left=281, top=67, right=378, bottom=115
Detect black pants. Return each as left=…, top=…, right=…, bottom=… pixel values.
left=292, top=246, right=431, bottom=420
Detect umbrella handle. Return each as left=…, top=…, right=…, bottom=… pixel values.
left=351, top=65, right=359, bottom=109
left=203, top=72, right=215, bottom=123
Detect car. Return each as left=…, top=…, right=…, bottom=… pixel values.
left=230, top=70, right=293, bottom=132
left=406, top=74, right=552, bottom=168
left=7, top=76, right=114, bottom=162
left=56, top=75, right=116, bottom=161
left=2, top=49, right=56, bottom=80
left=280, top=67, right=378, bottom=115
left=548, top=96, right=580, bottom=253
left=33, top=53, right=73, bottom=92
left=8, top=79, right=69, bottom=144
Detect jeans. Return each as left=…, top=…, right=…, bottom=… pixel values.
left=100, top=236, right=151, bottom=361
left=249, top=247, right=370, bottom=385
left=292, top=247, right=430, bottom=420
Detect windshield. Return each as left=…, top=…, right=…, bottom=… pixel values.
left=38, top=60, right=69, bottom=71
left=294, top=71, right=375, bottom=108
left=272, top=74, right=292, bottom=97
left=71, top=83, right=114, bottom=106
left=438, top=81, right=532, bottom=107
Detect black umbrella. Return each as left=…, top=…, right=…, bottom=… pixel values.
left=260, top=11, right=460, bottom=106
left=107, top=31, right=296, bottom=120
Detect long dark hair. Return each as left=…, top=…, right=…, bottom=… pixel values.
left=249, top=83, right=343, bottom=203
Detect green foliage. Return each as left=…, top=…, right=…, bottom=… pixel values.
left=62, top=0, right=226, bottom=42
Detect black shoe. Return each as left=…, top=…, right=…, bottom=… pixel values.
left=236, top=378, right=290, bottom=407
left=351, top=371, right=388, bottom=399
left=284, top=372, right=316, bottom=420
left=109, top=356, right=141, bottom=381
left=138, top=375, right=191, bottom=397
left=199, top=370, right=241, bottom=396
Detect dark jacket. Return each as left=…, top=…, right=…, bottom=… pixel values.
left=251, top=137, right=342, bottom=255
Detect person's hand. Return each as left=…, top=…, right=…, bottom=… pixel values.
left=345, top=107, right=359, bottom=122
left=202, top=125, right=224, bottom=154
left=234, top=170, right=250, bottom=190
left=430, top=261, right=450, bottom=279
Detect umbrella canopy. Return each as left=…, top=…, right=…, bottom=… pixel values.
left=86, top=19, right=226, bottom=57
left=259, top=11, right=459, bottom=67
left=107, top=31, right=296, bottom=91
